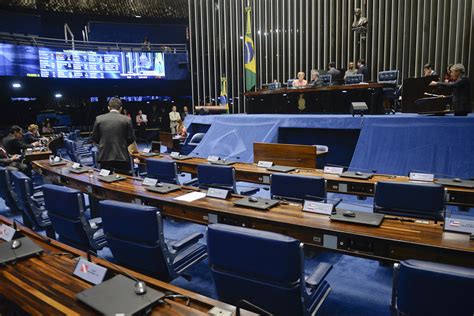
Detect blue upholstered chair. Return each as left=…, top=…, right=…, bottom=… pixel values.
left=42, top=184, right=106, bottom=252
left=99, top=200, right=207, bottom=282
left=187, top=132, right=205, bottom=147
left=392, top=260, right=474, bottom=316
left=0, top=166, right=19, bottom=212
left=207, top=224, right=332, bottom=315
left=145, top=159, right=179, bottom=184
left=9, top=170, right=54, bottom=238
left=378, top=70, right=400, bottom=112
left=345, top=74, right=364, bottom=84
left=271, top=174, right=326, bottom=201
left=374, top=181, right=446, bottom=220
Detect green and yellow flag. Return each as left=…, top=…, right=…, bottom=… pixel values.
left=220, top=76, right=229, bottom=113
left=244, top=7, right=256, bottom=91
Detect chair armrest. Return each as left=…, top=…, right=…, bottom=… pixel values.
left=172, top=232, right=203, bottom=251
left=182, top=178, right=199, bottom=186
left=305, top=262, right=332, bottom=289
left=88, top=217, right=102, bottom=229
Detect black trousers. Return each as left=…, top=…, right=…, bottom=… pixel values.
left=99, top=160, right=131, bottom=175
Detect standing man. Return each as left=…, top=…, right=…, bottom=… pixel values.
left=135, top=109, right=148, bottom=141
left=169, top=105, right=181, bottom=134
left=92, top=97, right=135, bottom=174
left=181, top=106, right=189, bottom=121
left=357, top=59, right=370, bottom=81
left=327, top=62, right=341, bottom=81
left=344, top=62, right=358, bottom=79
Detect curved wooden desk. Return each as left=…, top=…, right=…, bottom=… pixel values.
left=33, top=160, right=474, bottom=267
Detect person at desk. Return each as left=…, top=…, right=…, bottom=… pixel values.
left=357, top=59, right=370, bottom=81
left=2, top=126, right=36, bottom=155
left=429, top=63, right=471, bottom=116
left=169, top=105, right=181, bottom=134
left=293, top=72, right=307, bottom=87
left=327, top=62, right=341, bottom=81
left=344, top=62, right=358, bottom=79
left=423, top=63, right=437, bottom=77
left=24, top=124, right=42, bottom=144
left=0, top=144, right=27, bottom=172
left=309, top=70, right=322, bottom=85
left=444, top=64, right=455, bottom=83
left=92, top=97, right=135, bottom=174
left=176, top=119, right=187, bottom=138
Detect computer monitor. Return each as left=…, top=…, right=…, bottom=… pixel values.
left=319, top=74, right=332, bottom=84
left=345, top=74, right=364, bottom=84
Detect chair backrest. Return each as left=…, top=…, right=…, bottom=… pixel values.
left=374, top=181, right=445, bottom=220
left=396, top=260, right=474, bottom=316
left=188, top=132, right=205, bottom=145
left=378, top=70, right=399, bottom=84
left=197, top=164, right=236, bottom=192
left=42, top=184, right=90, bottom=248
left=99, top=200, right=172, bottom=280
left=207, top=224, right=305, bottom=315
left=0, top=167, right=17, bottom=210
left=146, top=159, right=178, bottom=184
left=271, top=174, right=326, bottom=201
left=345, top=74, right=364, bottom=84
left=10, top=170, right=32, bottom=211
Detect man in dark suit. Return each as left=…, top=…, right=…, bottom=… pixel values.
left=430, top=63, right=471, bottom=116
left=357, top=58, right=370, bottom=81
left=92, top=97, right=136, bottom=174
left=327, top=62, right=341, bottom=81
left=3, top=126, right=35, bottom=155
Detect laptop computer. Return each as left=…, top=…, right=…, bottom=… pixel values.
left=330, top=208, right=384, bottom=227
left=141, top=152, right=161, bottom=158
left=435, top=178, right=474, bottom=189
left=0, top=237, right=44, bottom=264
left=266, top=165, right=296, bottom=173
left=145, top=183, right=181, bottom=194
left=68, top=166, right=90, bottom=174
left=209, top=160, right=236, bottom=166
left=76, top=275, right=164, bottom=315
left=234, top=196, right=280, bottom=210
left=97, top=175, right=127, bottom=183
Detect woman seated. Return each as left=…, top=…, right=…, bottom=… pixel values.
left=24, top=124, right=41, bottom=144
left=293, top=71, right=308, bottom=87
left=176, top=120, right=187, bottom=138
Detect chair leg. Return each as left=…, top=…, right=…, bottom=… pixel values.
left=391, top=263, right=400, bottom=312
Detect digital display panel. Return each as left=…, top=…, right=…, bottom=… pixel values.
left=0, top=44, right=170, bottom=79
left=0, top=44, right=40, bottom=77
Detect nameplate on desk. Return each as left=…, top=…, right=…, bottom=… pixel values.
left=207, top=155, right=220, bottom=162
left=71, top=162, right=81, bottom=169
left=170, top=151, right=180, bottom=158
left=99, top=169, right=111, bottom=177
left=142, top=148, right=151, bottom=153
left=303, top=201, right=334, bottom=215
left=73, top=257, right=107, bottom=285
left=207, top=187, right=230, bottom=200
left=257, top=160, right=273, bottom=168
left=0, top=224, right=16, bottom=242
left=324, top=166, right=344, bottom=175
left=409, top=172, right=434, bottom=182
left=142, top=177, right=158, bottom=187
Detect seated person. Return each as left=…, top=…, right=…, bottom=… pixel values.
left=293, top=71, right=308, bottom=87
left=24, top=124, right=43, bottom=144
left=423, top=63, right=437, bottom=77
left=344, top=61, right=358, bottom=79
left=3, top=126, right=37, bottom=155
left=309, top=70, right=322, bottom=85
left=176, top=120, right=188, bottom=138
left=0, top=144, right=28, bottom=173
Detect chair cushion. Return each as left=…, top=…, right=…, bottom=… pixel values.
left=197, top=165, right=235, bottom=189
left=271, top=174, right=326, bottom=201
left=42, top=184, right=83, bottom=219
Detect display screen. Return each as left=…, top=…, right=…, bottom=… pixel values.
left=0, top=44, right=40, bottom=77
left=0, top=43, right=170, bottom=79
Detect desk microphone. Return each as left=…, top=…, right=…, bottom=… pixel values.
left=88, top=251, right=147, bottom=295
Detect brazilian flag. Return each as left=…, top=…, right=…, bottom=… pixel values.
left=244, top=7, right=256, bottom=91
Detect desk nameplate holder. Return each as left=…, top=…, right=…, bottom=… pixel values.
left=68, top=163, right=90, bottom=174
left=257, top=160, right=273, bottom=168
left=99, top=169, right=111, bottom=177
left=170, top=152, right=192, bottom=160
left=207, top=155, right=220, bottom=162
left=323, top=166, right=344, bottom=175
left=0, top=224, right=16, bottom=241
left=73, top=257, right=107, bottom=285
left=409, top=172, right=434, bottom=182
left=142, top=177, right=158, bottom=187
left=206, top=188, right=230, bottom=200
left=303, top=200, right=335, bottom=215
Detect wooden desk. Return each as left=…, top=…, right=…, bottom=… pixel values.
left=24, top=149, right=52, bottom=163
left=253, top=142, right=323, bottom=169
left=0, top=215, right=247, bottom=315
left=33, top=160, right=474, bottom=267
left=132, top=154, right=474, bottom=208
left=159, top=132, right=181, bottom=151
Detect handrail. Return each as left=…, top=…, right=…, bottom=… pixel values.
left=64, top=23, right=75, bottom=50
left=0, top=32, right=187, bottom=53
